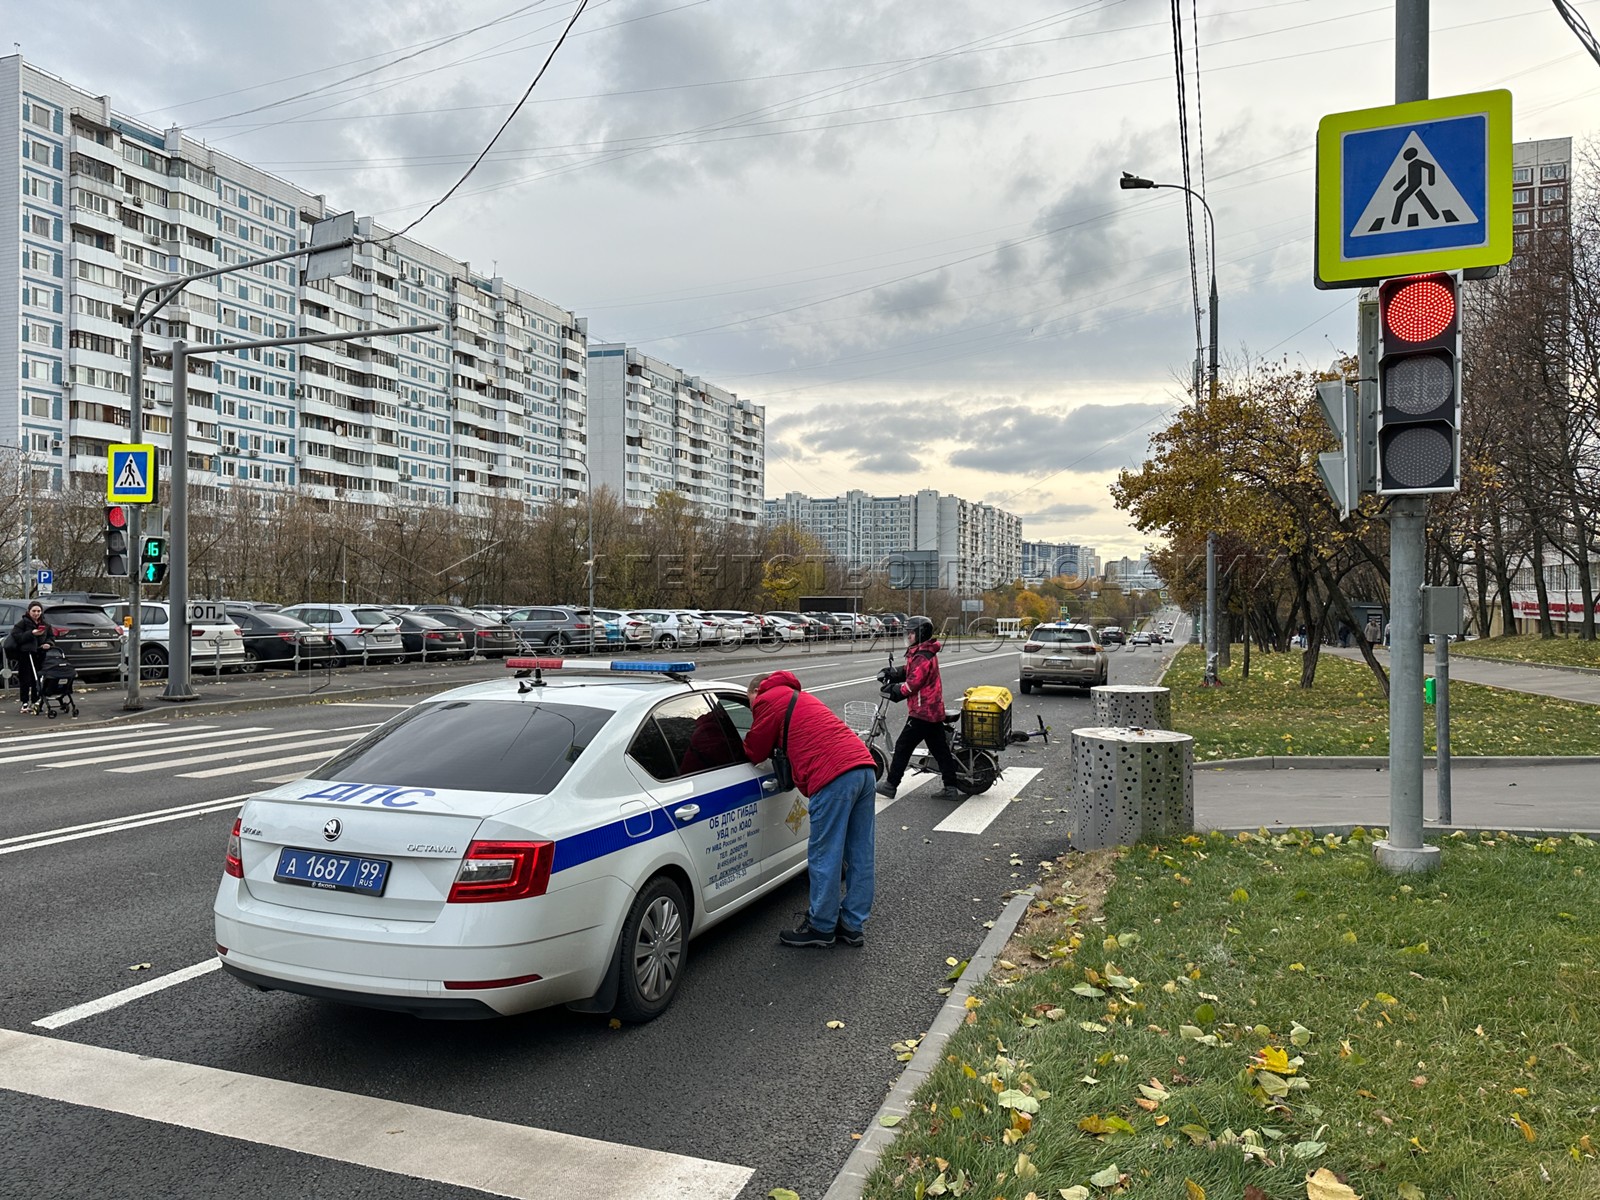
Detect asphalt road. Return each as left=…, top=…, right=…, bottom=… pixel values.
left=0, top=627, right=1180, bottom=1200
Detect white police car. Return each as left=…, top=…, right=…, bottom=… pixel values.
left=214, top=659, right=807, bottom=1021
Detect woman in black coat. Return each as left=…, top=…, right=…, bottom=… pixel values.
left=10, top=601, right=53, bottom=714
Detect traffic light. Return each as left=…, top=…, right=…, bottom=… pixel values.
left=104, top=505, right=130, bottom=577
left=139, top=533, right=168, bottom=586
left=1376, top=272, right=1461, bottom=495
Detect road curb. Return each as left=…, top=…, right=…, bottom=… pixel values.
left=823, top=887, right=1038, bottom=1200
left=1211, top=822, right=1600, bottom=840
left=1444, top=655, right=1600, bottom=678
left=1200, top=754, right=1600, bottom=770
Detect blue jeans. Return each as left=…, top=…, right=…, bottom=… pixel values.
left=805, top=765, right=877, bottom=933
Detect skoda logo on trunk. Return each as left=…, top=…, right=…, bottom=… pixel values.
left=322, top=818, right=342, bottom=842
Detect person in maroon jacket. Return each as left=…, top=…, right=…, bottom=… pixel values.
left=744, top=669, right=878, bottom=948
left=876, top=616, right=962, bottom=801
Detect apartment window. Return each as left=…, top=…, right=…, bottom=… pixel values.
left=28, top=141, right=51, bottom=164
left=1513, top=211, right=1531, bottom=226
left=27, top=322, right=52, bottom=344
left=28, top=104, right=52, bottom=129
left=1540, top=163, right=1567, bottom=181
left=1512, top=167, right=1532, bottom=183
left=1541, top=185, right=1565, bottom=204
left=1540, top=206, right=1565, bottom=225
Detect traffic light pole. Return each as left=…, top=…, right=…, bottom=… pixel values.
left=1376, top=0, right=1442, bottom=872
left=121, top=235, right=359, bottom=710
left=163, top=321, right=439, bottom=700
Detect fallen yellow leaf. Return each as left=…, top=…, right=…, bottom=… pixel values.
left=1305, top=1166, right=1362, bottom=1199
left=1185, top=1180, right=1206, bottom=1200
left=1511, top=1112, right=1537, bottom=1142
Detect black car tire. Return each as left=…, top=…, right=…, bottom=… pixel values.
left=139, top=645, right=169, bottom=680
left=658, top=635, right=676, bottom=649
left=1019, top=677, right=1033, bottom=695
left=612, top=874, right=688, bottom=1024
left=549, top=632, right=570, bottom=651
left=240, top=647, right=264, bottom=674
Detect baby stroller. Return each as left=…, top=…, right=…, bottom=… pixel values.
left=38, top=648, right=79, bottom=719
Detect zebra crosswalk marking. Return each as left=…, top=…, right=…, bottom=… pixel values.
left=178, top=747, right=362, bottom=779
left=108, top=732, right=363, bottom=775
left=8, top=727, right=272, bottom=767
left=0, top=723, right=192, bottom=752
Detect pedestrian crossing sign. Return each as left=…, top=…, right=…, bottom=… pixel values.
left=107, top=443, right=158, bottom=504
left=1316, top=89, right=1512, bottom=288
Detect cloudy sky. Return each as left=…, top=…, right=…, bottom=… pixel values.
left=11, top=0, right=1597, bottom=557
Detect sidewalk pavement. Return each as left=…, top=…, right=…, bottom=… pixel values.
left=1328, top=644, right=1600, bottom=704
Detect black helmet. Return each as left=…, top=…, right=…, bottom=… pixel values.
left=905, top=615, right=934, bottom=645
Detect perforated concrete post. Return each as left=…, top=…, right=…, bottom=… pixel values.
left=1069, top=726, right=1194, bottom=849
left=1090, top=685, right=1173, bottom=730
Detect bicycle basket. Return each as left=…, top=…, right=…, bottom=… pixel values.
left=844, top=700, right=879, bottom=734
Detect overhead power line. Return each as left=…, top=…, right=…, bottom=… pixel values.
left=1549, top=0, right=1600, bottom=68
left=386, top=0, right=592, bottom=240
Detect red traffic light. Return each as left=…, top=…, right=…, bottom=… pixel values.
left=1381, top=276, right=1456, bottom=344
left=105, top=504, right=129, bottom=530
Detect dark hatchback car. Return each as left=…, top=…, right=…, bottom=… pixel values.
left=417, top=609, right=521, bottom=658
left=0, top=599, right=124, bottom=681
left=395, top=612, right=472, bottom=662
left=227, top=608, right=338, bottom=671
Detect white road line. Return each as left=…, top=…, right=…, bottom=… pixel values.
left=253, top=771, right=311, bottom=784
left=108, top=732, right=362, bottom=775
left=34, top=959, right=222, bottom=1030
left=874, top=774, right=936, bottom=813
left=0, top=1029, right=753, bottom=1199
left=0, top=794, right=253, bottom=856
left=0, top=792, right=255, bottom=848
left=178, top=747, right=356, bottom=779
left=63, top=723, right=378, bottom=771
left=933, top=767, right=1042, bottom=835
left=327, top=701, right=414, bottom=708
left=18, top=726, right=273, bottom=768
left=0, top=726, right=246, bottom=766
left=0, top=723, right=194, bottom=750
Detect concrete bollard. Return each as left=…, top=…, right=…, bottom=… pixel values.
left=1091, top=685, right=1173, bottom=730
left=1069, top=726, right=1194, bottom=849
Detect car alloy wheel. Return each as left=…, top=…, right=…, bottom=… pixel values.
left=240, top=647, right=262, bottom=674
left=138, top=645, right=169, bottom=680
left=613, top=875, right=687, bottom=1022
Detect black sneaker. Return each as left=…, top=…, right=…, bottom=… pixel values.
left=931, top=785, right=964, bottom=800
left=779, top=917, right=836, bottom=948
left=874, top=781, right=897, bottom=799
left=837, top=925, right=865, bottom=947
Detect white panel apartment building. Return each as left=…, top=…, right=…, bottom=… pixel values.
left=765, top=489, right=1021, bottom=592
left=2, top=56, right=602, bottom=512
left=587, top=343, right=763, bottom=524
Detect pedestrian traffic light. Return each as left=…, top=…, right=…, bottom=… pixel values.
left=141, top=561, right=168, bottom=585
left=140, top=535, right=167, bottom=564
left=1376, top=271, right=1461, bottom=494
left=104, top=505, right=130, bottom=577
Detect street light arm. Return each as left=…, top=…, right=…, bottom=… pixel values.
left=1118, top=172, right=1219, bottom=399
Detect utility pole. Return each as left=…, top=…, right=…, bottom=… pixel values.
left=1375, top=0, right=1442, bottom=872
left=163, top=321, right=438, bottom=700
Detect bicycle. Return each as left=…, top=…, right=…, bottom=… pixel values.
left=845, top=655, right=1049, bottom=795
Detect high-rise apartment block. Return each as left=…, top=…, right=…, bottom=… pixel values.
left=1020, top=539, right=1099, bottom=583
left=764, top=489, right=1021, bottom=593
left=1511, top=137, right=1572, bottom=256
left=2, top=56, right=758, bottom=520
left=586, top=343, right=763, bottom=523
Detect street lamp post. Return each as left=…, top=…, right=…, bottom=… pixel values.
left=1119, top=171, right=1221, bottom=684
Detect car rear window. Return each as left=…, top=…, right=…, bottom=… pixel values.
left=352, top=608, right=393, bottom=626
left=1032, top=627, right=1092, bottom=644
left=307, top=699, right=613, bottom=795
left=46, top=607, right=120, bottom=630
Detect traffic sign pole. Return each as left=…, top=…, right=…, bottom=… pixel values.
left=1376, top=0, right=1442, bottom=875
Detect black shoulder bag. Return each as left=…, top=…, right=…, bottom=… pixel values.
left=768, top=690, right=799, bottom=792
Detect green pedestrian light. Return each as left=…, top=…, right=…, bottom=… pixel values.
left=141, top=561, right=168, bottom=585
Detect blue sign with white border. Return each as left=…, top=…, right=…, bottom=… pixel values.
left=1315, top=90, right=1511, bottom=288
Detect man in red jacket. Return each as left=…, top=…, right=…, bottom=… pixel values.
left=744, top=670, right=878, bottom=948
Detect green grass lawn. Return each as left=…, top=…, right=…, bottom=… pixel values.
left=1163, top=647, right=1600, bottom=761
left=1450, top=635, right=1600, bottom=670
left=863, top=831, right=1600, bottom=1200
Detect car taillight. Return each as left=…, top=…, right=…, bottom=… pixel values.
left=51, top=625, right=70, bottom=637
left=224, top=818, right=243, bottom=878
left=1076, top=646, right=1099, bottom=655
left=425, top=631, right=443, bottom=640
left=192, top=628, right=205, bottom=638
left=351, top=626, right=368, bottom=635
left=1022, top=642, right=1042, bottom=652
left=277, top=631, right=297, bottom=642
left=574, top=622, right=590, bottom=630
left=447, top=840, right=554, bottom=903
